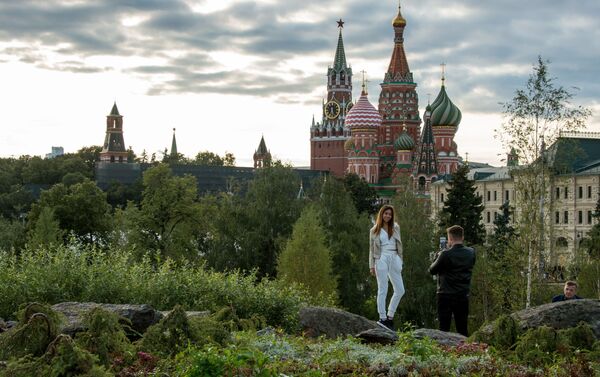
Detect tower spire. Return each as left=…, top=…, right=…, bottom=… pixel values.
left=360, top=70, right=368, bottom=95
left=170, top=128, right=178, bottom=157
left=333, top=19, right=347, bottom=71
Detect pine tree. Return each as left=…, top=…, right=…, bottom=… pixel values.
left=489, top=201, right=516, bottom=259
left=439, top=164, right=485, bottom=245
left=277, top=205, right=336, bottom=298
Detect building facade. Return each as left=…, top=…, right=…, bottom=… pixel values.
left=310, top=3, right=463, bottom=197
left=431, top=132, right=600, bottom=267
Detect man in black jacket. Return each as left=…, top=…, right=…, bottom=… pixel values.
left=429, top=225, right=476, bottom=336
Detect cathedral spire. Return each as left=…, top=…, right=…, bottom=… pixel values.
left=385, top=1, right=411, bottom=82
left=416, top=117, right=438, bottom=177
left=170, top=128, right=178, bottom=157
left=333, top=20, right=348, bottom=71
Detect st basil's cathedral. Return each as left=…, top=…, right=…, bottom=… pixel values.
left=310, top=2, right=463, bottom=197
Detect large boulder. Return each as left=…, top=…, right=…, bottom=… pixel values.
left=356, top=327, right=398, bottom=345
left=299, top=306, right=376, bottom=338
left=51, top=302, right=163, bottom=337
left=412, top=328, right=467, bottom=347
left=477, top=299, right=600, bottom=340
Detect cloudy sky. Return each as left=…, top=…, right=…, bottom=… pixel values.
left=1, top=0, right=599, bottom=166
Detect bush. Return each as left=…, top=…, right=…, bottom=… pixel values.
left=0, top=245, right=332, bottom=330
left=74, top=307, right=135, bottom=367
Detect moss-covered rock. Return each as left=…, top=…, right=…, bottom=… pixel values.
left=0, top=303, right=62, bottom=360
left=471, top=314, right=521, bottom=350
left=514, top=326, right=569, bottom=366
left=74, top=307, right=135, bottom=367
left=0, top=334, right=111, bottom=377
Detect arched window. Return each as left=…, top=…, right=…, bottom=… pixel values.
left=418, top=176, right=426, bottom=191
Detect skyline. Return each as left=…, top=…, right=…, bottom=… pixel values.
left=1, top=0, right=599, bottom=167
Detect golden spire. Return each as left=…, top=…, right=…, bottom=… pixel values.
left=393, top=0, right=407, bottom=27
left=361, top=70, right=368, bottom=95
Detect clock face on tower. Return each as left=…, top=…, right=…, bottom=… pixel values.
left=346, top=101, right=354, bottom=114
left=324, top=100, right=341, bottom=119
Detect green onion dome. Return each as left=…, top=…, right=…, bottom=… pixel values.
left=430, top=85, right=462, bottom=127
left=394, top=130, right=415, bottom=150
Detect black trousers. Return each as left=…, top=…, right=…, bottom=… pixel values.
left=437, top=293, right=469, bottom=337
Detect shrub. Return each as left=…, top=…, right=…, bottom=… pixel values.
left=74, top=307, right=135, bottom=367
left=0, top=245, right=332, bottom=330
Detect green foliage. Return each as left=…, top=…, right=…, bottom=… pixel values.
left=123, top=164, right=203, bottom=260
left=391, top=182, right=437, bottom=327
left=561, top=322, right=597, bottom=351
left=0, top=303, right=61, bottom=360
left=340, top=173, right=378, bottom=214
left=193, top=151, right=236, bottom=166
left=74, top=307, right=135, bottom=367
left=1, top=334, right=111, bottom=377
left=514, top=326, right=568, bottom=366
left=28, top=179, right=113, bottom=244
left=0, top=245, right=328, bottom=330
left=0, top=217, right=26, bottom=252
left=27, top=207, right=63, bottom=249
left=577, top=259, right=600, bottom=299
left=439, top=164, right=485, bottom=245
left=140, top=306, right=199, bottom=357
left=471, top=314, right=521, bottom=350
left=316, top=177, right=375, bottom=316
left=278, top=205, right=337, bottom=298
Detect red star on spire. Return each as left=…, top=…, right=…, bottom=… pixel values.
left=337, top=19, right=344, bottom=28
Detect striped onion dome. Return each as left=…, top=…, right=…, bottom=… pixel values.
left=430, top=85, right=462, bottom=127
left=345, top=93, right=382, bottom=129
left=394, top=130, right=415, bottom=150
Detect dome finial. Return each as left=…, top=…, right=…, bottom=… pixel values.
left=440, top=62, right=446, bottom=87
left=360, top=70, right=368, bottom=95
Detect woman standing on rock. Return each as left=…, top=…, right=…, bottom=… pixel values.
left=369, top=204, right=405, bottom=331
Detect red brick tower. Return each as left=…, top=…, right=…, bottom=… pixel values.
left=377, top=2, right=421, bottom=180
left=100, top=102, right=128, bottom=163
left=310, top=19, right=353, bottom=176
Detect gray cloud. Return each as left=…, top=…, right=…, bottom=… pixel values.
left=0, top=0, right=598, bottom=115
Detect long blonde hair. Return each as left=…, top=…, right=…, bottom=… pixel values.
left=373, top=205, right=394, bottom=237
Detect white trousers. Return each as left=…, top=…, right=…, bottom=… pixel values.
left=375, top=251, right=405, bottom=319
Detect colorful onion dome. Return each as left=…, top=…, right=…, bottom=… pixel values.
left=345, top=93, right=382, bottom=129
left=394, top=130, right=415, bottom=150
left=344, top=138, right=355, bottom=151
left=393, top=5, right=406, bottom=27
left=430, top=85, right=462, bottom=127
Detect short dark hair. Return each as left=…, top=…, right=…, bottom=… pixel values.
left=446, top=225, right=464, bottom=240
left=565, top=281, right=577, bottom=288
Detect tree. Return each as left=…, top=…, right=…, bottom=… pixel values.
left=194, top=151, right=224, bottom=166
left=439, top=164, right=485, bottom=245
left=391, top=180, right=437, bottom=327
left=0, top=217, right=26, bottom=252
left=28, top=179, right=112, bottom=244
left=497, top=56, right=592, bottom=307
left=237, top=164, right=303, bottom=277
left=316, top=176, right=374, bottom=316
left=277, top=205, right=336, bottom=297
left=123, top=164, right=202, bottom=260
left=341, top=173, right=378, bottom=214
left=27, top=207, right=63, bottom=249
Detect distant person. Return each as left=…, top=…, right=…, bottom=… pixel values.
left=429, top=225, right=476, bottom=337
left=552, top=281, right=583, bottom=302
left=369, top=205, right=405, bottom=331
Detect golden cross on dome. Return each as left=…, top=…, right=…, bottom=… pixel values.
left=360, top=70, right=369, bottom=94
left=337, top=19, right=344, bottom=28
left=440, top=63, right=446, bottom=86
